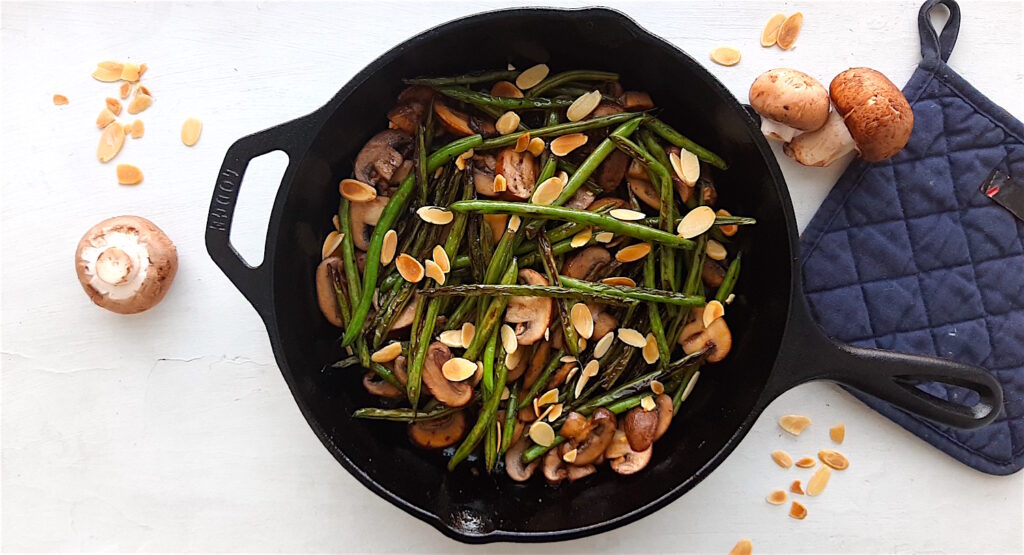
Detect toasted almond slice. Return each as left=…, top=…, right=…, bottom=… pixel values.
left=491, top=80, right=524, bottom=98
left=526, top=137, right=546, bottom=157
left=515, top=63, right=549, bottom=90
left=726, top=293, right=736, bottom=304
left=417, top=206, right=454, bottom=225
left=729, top=539, right=753, bottom=555
left=615, top=242, right=651, bottom=263
left=766, top=489, right=788, bottom=505
left=500, top=324, right=519, bottom=354
left=496, top=111, right=521, bottom=135
left=321, top=230, right=344, bottom=259
left=609, top=208, right=646, bottom=221
left=640, top=395, right=656, bottom=411
left=830, top=423, right=845, bottom=444
left=537, top=404, right=555, bottom=422
left=806, top=465, right=831, bottom=496
left=52, top=94, right=69, bottom=105
left=565, top=366, right=579, bottom=383
left=642, top=333, right=659, bottom=364
left=779, top=414, right=812, bottom=435
left=178, top=116, right=201, bottom=146
left=706, top=240, right=728, bottom=261
left=137, top=85, right=152, bottom=97
left=771, top=449, right=794, bottom=469
left=679, top=371, right=700, bottom=403
left=677, top=205, right=716, bottom=238
left=461, top=322, right=476, bottom=348
left=128, top=93, right=153, bottom=115
left=115, top=164, right=144, bottom=186
left=547, top=403, right=563, bottom=422
left=434, top=167, right=444, bottom=178
left=531, top=176, right=564, bottom=205
left=442, top=357, right=478, bottom=382
left=439, top=329, right=465, bottom=348
left=92, top=61, right=123, bottom=82
left=790, top=480, right=805, bottom=495
left=127, top=119, right=145, bottom=139
left=577, top=337, right=587, bottom=352
left=340, top=178, right=377, bottom=202
left=371, top=342, right=402, bottom=363
left=532, top=396, right=540, bottom=418
left=119, top=82, right=132, bottom=99
left=569, top=227, right=592, bottom=248
left=432, top=245, right=450, bottom=273
left=595, top=231, right=614, bottom=243
left=818, top=449, right=849, bottom=470
left=570, top=303, right=594, bottom=339
left=96, top=122, right=125, bottom=162
left=106, top=97, right=122, bottom=116
left=562, top=447, right=578, bottom=463
left=709, top=46, right=742, bottom=66
left=333, top=215, right=341, bottom=231
left=508, top=215, right=522, bottom=232
left=96, top=108, right=116, bottom=129
left=424, top=259, right=446, bottom=284
left=455, top=153, right=468, bottom=171
left=703, top=300, right=725, bottom=327
left=505, top=346, right=524, bottom=370
left=528, top=420, right=555, bottom=446
left=396, top=254, right=425, bottom=283
left=493, top=173, right=508, bottom=193
left=669, top=149, right=701, bottom=186
left=795, top=457, right=816, bottom=469
left=514, top=132, right=531, bottom=153
left=618, top=327, right=647, bottom=348
left=582, top=360, right=599, bottom=378
left=380, top=229, right=398, bottom=264
left=544, top=327, right=550, bottom=341
left=716, top=209, right=739, bottom=236
left=560, top=355, right=578, bottom=363
left=573, top=372, right=590, bottom=399
left=789, top=501, right=807, bottom=520
left=601, top=276, right=636, bottom=287
left=537, top=388, right=559, bottom=407
left=566, top=90, right=602, bottom=122
left=138, top=63, right=148, bottom=78
left=120, top=62, right=141, bottom=82
left=550, top=133, right=588, bottom=157
left=495, top=419, right=503, bottom=450
left=777, top=12, right=803, bottom=50
left=761, top=13, right=787, bottom=47
left=501, top=386, right=511, bottom=401
left=593, top=331, right=615, bottom=359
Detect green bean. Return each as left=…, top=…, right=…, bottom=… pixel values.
left=404, top=294, right=429, bottom=409
left=517, top=350, right=565, bottom=410
left=640, top=215, right=759, bottom=228
left=444, top=296, right=477, bottom=331
left=645, top=117, right=728, bottom=170
left=338, top=200, right=363, bottom=307
left=526, top=70, right=619, bottom=97
left=553, top=117, right=646, bottom=206
left=373, top=283, right=415, bottom=348
left=555, top=159, right=602, bottom=195
left=450, top=200, right=694, bottom=249
left=538, top=231, right=580, bottom=356
left=644, top=253, right=672, bottom=369
left=416, top=124, right=428, bottom=206
left=484, top=410, right=498, bottom=472
left=715, top=252, right=742, bottom=303
left=353, top=397, right=472, bottom=422
left=478, top=112, right=640, bottom=150
left=575, top=369, right=661, bottom=416
left=466, top=217, right=487, bottom=282
left=667, top=345, right=711, bottom=373
left=483, top=327, right=498, bottom=394
left=330, top=355, right=361, bottom=369
left=684, top=234, right=708, bottom=297
left=435, top=87, right=572, bottom=110
left=421, top=284, right=633, bottom=306
left=448, top=345, right=509, bottom=470
left=343, top=134, right=482, bottom=347
left=672, top=366, right=700, bottom=414
left=500, top=382, right=520, bottom=455
left=404, top=70, right=518, bottom=86
left=522, top=393, right=645, bottom=464
left=558, top=276, right=705, bottom=306
left=463, top=260, right=518, bottom=360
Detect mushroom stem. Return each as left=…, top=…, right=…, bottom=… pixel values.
left=783, top=110, right=857, bottom=167
left=95, top=246, right=136, bottom=285
left=760, top=118, right=803, bottom=142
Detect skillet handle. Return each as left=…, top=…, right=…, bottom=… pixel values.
left=205, top=115, right=314, bottom=319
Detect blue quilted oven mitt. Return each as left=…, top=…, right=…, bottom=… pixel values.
left=799, top=0, right=1024, bottom=475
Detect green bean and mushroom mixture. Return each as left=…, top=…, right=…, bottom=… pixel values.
left=316, top=63, right=753, bottom=483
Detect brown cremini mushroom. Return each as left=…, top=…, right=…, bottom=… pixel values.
left=565, top=187, right=596, bottom=210
left=75, top=216, right=177, bottom=314
left=388, top=294, right=419, bottom=333
left=471, top=152, right=498, bottom=197
left=354, top=130, right=412, bottom=190
left=505, top=437, right=540, bottom=482
left=316, top=257, right=345, bottom=327
left=421, top=342, right=473, bottom=407
left=702, top=259, right=727, bottom=288
left=522, top=341, right=552, bottom=389
left=543, top=449, right=568, bottom=485
left=605, top=427, right=632, bottom=460
left=571, top=408, right=617, bottom=465
left=596, top=150, right=630, bottom=192
left=387, top=85, right=434, bottom=134
left=749, top=68, right=831, bottom=142
left=407, top=411, right=468, bottom=449
left=619, top=91, right=655, bottom=111
left=560, top=411, right=590, bottom=442
left=495, top=147, right=538, bottom=201
left=349, top=196, right=390, bottom=251
left=653, top=393, right=674, bottom=441
left=561, top=246, right=612, bottom=280
left=592, top=312, right=618, bottom=341
left=623, top=406, right=659, bottom=452
left=567, top=463, right=597, bottom=482
left=610, top=445, right=653, bottom=475
left=362, top=356, right=409, bottom=398
left=678, top=307, right=732, bottom=363
left=505, top=269, right=553, bottom=346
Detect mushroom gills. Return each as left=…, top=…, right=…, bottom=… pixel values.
left=407, top=411, right=468, bottom=449
left=783, top=110, right=857, bottom=167
left=760, top=117, right=804, bottom=142
left=315, top=257, right=345, bottom=327
left=505, top=437, right=540, bottom=482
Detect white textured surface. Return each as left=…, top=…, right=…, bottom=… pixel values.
left=3, top=1, right=1023, bottom=552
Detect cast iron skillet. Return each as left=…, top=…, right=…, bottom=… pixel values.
left=205, top=7, right=1003, bottom=543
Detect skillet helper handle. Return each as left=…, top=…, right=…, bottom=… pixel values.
left=205, top=117, right=310, bottom=318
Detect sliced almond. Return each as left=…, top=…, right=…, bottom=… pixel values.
left=424, top=259, right=446, bottom=285
left=396, top=254, right=425, bottom=283
left=677, top=205, right=716, bottom=238
left=106, top=97, right=122, bottom=116
left=729, top=539, right=753, bottom=555
left=779, top=414, right=812, bottom=435
left=709, top=46, right=742, bottom=67
left=565, top=366, right=579, bottom=383
left=618, top=327, right=647, bottom=348
left=371, top=342, right=402, bottom=363
left=495, top=111, right=521, bottom=135
left=461, top=322, right=476, bottom=348
left=577, top=337, right=587, bottom=352
left=595, top=231, right=614, bottom=243
left=115, top=164, right=144, bottom=186
left=777, top=12, right=803, bottom=50
left=442, top=357, right=478, bottom=382
left=52, top=94, right=69, bottom=105
left=495, top=420, right=503, bottom=451
left=570, top=227, right=592, bottom=248
left=566, top=90, right=602, bottom=122
left=669, top=149, right=701, bottom=186
left=562, top=447, right=578, bottom=463
left=508, top=215, right=522, bottom=232
left=417, top=206, right=454, bottom=225
left=120, top=62, right=141, bottom=82
left=642, top=333, right=659, bottom=364
left=726, top=293, right=736, bottom=304
left=716, top=209, right=739, bottom=236
left=593, top=331, right=615, bottom=359
left=92, top=61, right=123, bottom=82
left=761, top=13, right=787, bottom=47
left=514, top=132, right=531, bottom=153
left=96, top=122, right=126, bottom=163
left=830, top=423, right=846, bottom=444
left=679, top=371, right=700, bottom=403
left=96, top=108, right=116, bottom=129
left=321, top=230, right=344, bottom=259
left=493, top=173, right=508, bottom=193
left=515, top=63, right=549, bottom=90
left=127, top=119, right=145, bottom=139
left=609, top=208, right=645, bottom=221
left=806, top=465, right=831, bottom=496
left=138, top=63, right=148, bottom=78
left=766, top=489, right=787, bottom=505
left=790, top=480, right=805, bottom=495
left=340, top=178, right=377, bottom=203
left=332, top=215, right=341, bottom=232
left=645, top=381, right=663, bottom=397
left=570, top=303, right=594, bottom=339
left=119, top=82, right=132, bottom=99
left=128, top=93, right=153, bottom=115
left=818, top=449, right=850, bottom=470
left=560, top=355, right=578, bottom=363
left=789, top=501, right=807, bottom=520
left=528, top=420, right=555, bottom=446
left=771, top=449, right=794, bottom=469
left=615, top=242, right=651, bottom=263
left=491, top=80, right=523, bottom=98
left=438, top=329, right=464, bottom=348
left=795, top=457, right=816, bottom=469
left=537, top=388, right=559, bottom=407
left=582, top=360, right=599, bottom=378
left=505, top=346, right=524, bottom=370
left=137, top=85, right=152, bottom=97
left=530, top=176, right=563, bottom=206
left=432, top=245, right=450, bottom=273
left=527, top=137, right=546, bottom=157
left=574, top=372, right=590, bottom=399
left=501, top=386, right=511, bottom=401
left=537, top=404, right=554, bottom=423
left=455, top=153, right=469, bottom=171
left=601, top=276, right=636, bottom=287
left=550, top=133, right=588, bottom=157
left=640, top=395, right=656, bottom=411
left=500, top=324, right=519, bottom=354
left=381, top=229, right=398, bottom=264
left=180, top=117, right=202, bottom=146
left=702, top=300, right=725, bottom=327
left=706, top=240, right=728, bottom=261
left=547, top=403, right=563, bottom=422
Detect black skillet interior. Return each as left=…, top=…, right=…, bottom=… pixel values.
left=206, top=6, right=1000, bottom=543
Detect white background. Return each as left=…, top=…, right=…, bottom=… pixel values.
left=3, top=1, right=1023, bottom=552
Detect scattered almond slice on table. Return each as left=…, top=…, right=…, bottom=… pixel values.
left=806, top=465, right=831, bottom=496
left=777, top=12, right=804, bottom=50
left=771, top=449, right=793, bottom=468
left=766, top=489, right=787, bottom=505
left=127, top=119, right=145, bottom=139
left=106, top=97, right=122, bottom=116
left=97, top=122, right=125, bottom=162
left=818, top=449, right=849, bottom=470
left=795, top=456, right=816, bottom=468
left=761, top=13, right=786, bottom=47
left=52, top=94, right=68, bottom=105
left=128, top=92, right=153, bottom=115
left=830, top=423, right=846, bottom=443
left=779, top=414, right=811, bottom=435
left=181, top=117, right=202, bottom=146
left=728, top=539, right=753, bottom=555
left=790, top=480, right=804, bottom=495
left=789, top=501, right=808, bottom=520
left=116, top=164, right=143, bottom=185
left=710, top=46, right=742, bottom=67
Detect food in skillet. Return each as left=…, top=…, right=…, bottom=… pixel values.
left=316, top=64, right=754, bottom=483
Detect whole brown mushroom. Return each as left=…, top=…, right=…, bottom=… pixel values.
left=75, top=216, right=177, bottom=314
left=749, top=68, right=831, bottom=142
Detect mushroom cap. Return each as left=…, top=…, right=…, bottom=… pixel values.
left=829, top=67, right=914, bottom=162
left=749, top=69, right=831, bottom=131
left=353, top=130, right=411, bottom=189
left=75, top=215, right=177, bottom=314
left=504, top=269, right=553, bottom=346
left=315, top=257, right=345, bottom=327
